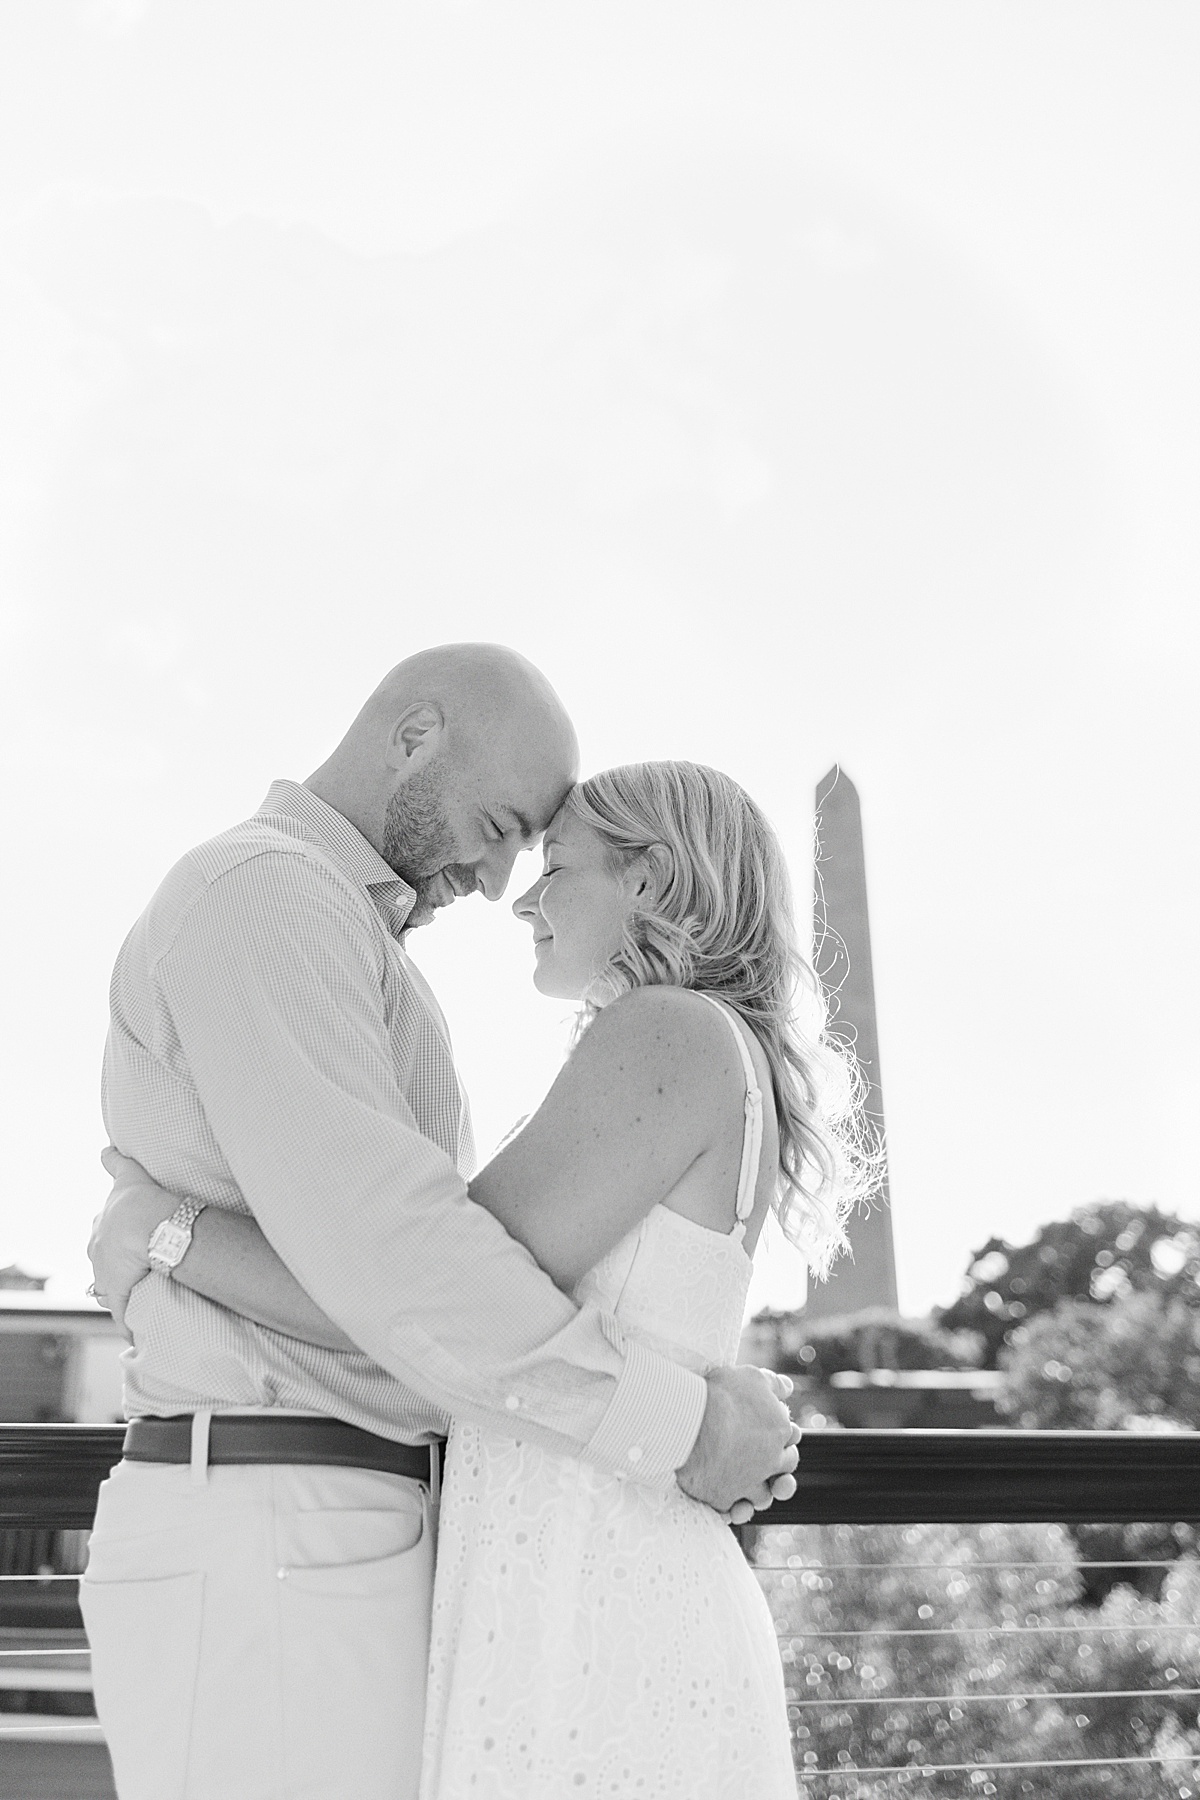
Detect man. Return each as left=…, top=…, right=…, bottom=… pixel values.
left=84, top=643, right=799, bottom=1800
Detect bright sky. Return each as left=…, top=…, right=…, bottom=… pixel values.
left=1, top=2, right=1197, bottom=1320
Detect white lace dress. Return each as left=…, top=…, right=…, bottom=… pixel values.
left=418, top=998, right=797, bottom=1798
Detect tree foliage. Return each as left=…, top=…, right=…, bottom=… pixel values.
left=744, top=1203, right=1200, bottom=1791
left=998, top=1290, right=1200, bottom=1433
left=936, top=1202, right=1200, bottom=1368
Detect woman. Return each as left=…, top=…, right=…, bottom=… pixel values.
left=93, top=761, right=872, bottom=1797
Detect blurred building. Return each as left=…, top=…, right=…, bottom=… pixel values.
left=0, top=1265, right=49, bottom=1292
left=0, top=1293, right=124, bottom=1425
left=740, top=1307, right=1004, bottom=1430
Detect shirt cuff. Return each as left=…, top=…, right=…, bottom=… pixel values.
left=583, top=1336, right=707, bottom=1488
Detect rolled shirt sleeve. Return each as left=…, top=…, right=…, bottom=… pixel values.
left=152, top=850, right=705, bottom=1484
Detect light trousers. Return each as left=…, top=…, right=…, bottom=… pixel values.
left=81, top=1455, right=435, bottom=1800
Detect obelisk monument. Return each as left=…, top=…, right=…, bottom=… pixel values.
left=803, top=766, right=898, bottom=1318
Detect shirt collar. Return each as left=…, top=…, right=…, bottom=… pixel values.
left=257, top=780, right=416, bottom=927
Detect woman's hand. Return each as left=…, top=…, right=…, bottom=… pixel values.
left=677, top=1364, right=801, bottom=1521
left=88, top=1147, right=179, bottom=1337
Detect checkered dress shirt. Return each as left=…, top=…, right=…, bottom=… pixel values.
left=102, top=780, right=704, bottom=1484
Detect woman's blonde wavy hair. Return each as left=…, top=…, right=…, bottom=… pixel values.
left=563, top=761, right=881, bottom=1277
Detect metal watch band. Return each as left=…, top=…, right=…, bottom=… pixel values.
left=147, top=1198, right=207, bottom=1275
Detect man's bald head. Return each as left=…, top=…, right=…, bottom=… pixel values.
left=360, top=643, right=576, bottom=767
left=307, top=644, right=579, bottom=928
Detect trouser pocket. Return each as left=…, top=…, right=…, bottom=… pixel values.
left=275, top=1494, right=435, bottom=1800
left=80, top=1568, right=205, bottom=1800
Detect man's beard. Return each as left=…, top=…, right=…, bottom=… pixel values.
left=381, top=767, right=472, bottom=929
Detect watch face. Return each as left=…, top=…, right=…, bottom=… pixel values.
left=150, top=1222, right=190, bottom=1264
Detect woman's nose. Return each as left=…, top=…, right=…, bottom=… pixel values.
left=512, top=875, right=546, bottom=921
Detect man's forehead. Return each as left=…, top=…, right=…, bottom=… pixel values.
left=496, top=732, right=575, bottom=813
left=483, top=791, right=562, bottom=848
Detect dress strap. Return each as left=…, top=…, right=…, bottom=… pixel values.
left=697, top=994, right=765, bottom=1226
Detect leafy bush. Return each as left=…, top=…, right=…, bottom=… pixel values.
left=752, top=1520, right=1200, bottom=1797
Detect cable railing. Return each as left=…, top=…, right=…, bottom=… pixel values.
left=1, top=1424, right=1199, bottom=1796
left=747, top=1430, right=1200, bottom=1798
left=0, top=1428, right=126, bottom=1798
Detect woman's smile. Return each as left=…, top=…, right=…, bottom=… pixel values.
left=512, top=810, right=646, bottom=1001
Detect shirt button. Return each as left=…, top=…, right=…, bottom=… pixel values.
left=627, top=1445, right=643, bottom=1465
left=504, top=1395, right=521, bottom=1411
left=277, top=1568, right=288, bottom=1581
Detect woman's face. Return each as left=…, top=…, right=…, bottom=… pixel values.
left=512, top=808, right=646, bottom=1000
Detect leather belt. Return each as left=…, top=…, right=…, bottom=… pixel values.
left=124, top=1414, right=444, bottom=1483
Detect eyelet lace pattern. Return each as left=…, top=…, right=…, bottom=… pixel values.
left=419, top=1000, right=796, bottom=1797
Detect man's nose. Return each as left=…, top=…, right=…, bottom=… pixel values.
left=477, top=842, right=523, bottom=902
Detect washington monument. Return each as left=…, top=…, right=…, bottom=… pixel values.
left=805, top=766, right=898, bottom=1319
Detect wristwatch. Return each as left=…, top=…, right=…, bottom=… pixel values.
left=148, top=1200, right=207, bottom=1276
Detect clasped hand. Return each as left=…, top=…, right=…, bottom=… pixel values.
left=87, top=1147, right=172, bottom=1337
left=676, top=1362, right=801, bottom=1526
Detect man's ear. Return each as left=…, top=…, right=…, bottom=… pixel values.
left=384, top=702, right=445, bottom=772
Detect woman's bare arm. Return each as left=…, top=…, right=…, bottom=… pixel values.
left=466, top=987, right=742, bottom=1289
left=92, top=988, right=740, bottom=1338
left=91, top=1150, right=355, bottom=1349
left=173, top=1209, right=357, bottom=1349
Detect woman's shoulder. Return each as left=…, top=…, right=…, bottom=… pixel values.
left=587, top=983, right=735, bottom=1044
left=579, top=987, right=753, bottom=1107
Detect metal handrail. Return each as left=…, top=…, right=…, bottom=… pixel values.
left=3, top=1423, right=1200, bottom=1528
left=769, top=1426, right=1200, bottom=1524
left=4, top=1424, right=1200, bottom=1775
